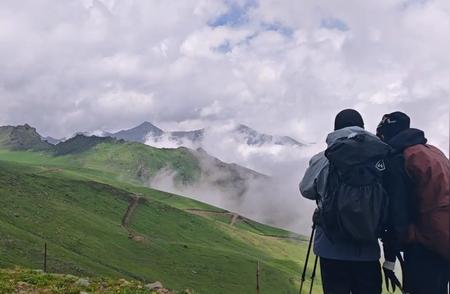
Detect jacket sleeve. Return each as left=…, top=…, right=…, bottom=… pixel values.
left=382, top=153, right=413, bottom=262
left=299, top=152, right=328, bottom=200
left=383, top=153, right=412, bottom=242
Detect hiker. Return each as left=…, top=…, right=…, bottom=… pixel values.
left=377, top=111, right=449, bottom=294
left=299, top=109, right=393, bottom=294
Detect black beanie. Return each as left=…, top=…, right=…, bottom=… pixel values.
left=334, top=109, right=364, bottom=130
left=376, top=111, right=410, bottom=141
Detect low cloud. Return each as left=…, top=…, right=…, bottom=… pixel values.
left=148, top=151, right=317, bottom=233
left=146, top=122, right=321, bottom=233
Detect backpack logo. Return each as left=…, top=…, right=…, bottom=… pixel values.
left=375, top=160, right=386, bottom=171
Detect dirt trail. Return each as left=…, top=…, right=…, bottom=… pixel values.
left=229, top=213, right=240, bottom=226
left=184, top=209, right=242, bottom=226
left=37, top=167, right=64, bottom=174
left=122, top=195, right=141, bottom=227
left=184, top=208, right=302, bottom=241
left=184, top=209, right=230, bottom=216
left=121, top=194, right=146, bottom=242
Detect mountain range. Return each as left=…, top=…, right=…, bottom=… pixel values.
left=43, top=121, right=305, bottom=149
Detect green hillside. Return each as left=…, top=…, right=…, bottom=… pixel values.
left=0, top=159, right=321, bottom=293
left=0, top=139, right=212, bottom=186
left=55, top=135, right=203, bottom=185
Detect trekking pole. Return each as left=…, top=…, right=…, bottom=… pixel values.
left=299, top=224, right=316, bottom=294
left=308, top=254, right=319, bottom=294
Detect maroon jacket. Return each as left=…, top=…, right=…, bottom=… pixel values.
left=389, top=128, right=449, bottom=260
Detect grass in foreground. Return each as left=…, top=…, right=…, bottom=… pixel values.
left=0, top=267, right=197, bottom=293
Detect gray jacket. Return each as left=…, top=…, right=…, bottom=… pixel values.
left=299, top=126, right=380, bottom=261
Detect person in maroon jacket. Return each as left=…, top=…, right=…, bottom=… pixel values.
left=376, top=111, right=449, bottom=294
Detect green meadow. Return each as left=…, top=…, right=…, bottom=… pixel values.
left=0, top=147, right=322, bottom=293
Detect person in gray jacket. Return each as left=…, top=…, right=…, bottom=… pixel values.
left=299, top=109, right=382, bottom=294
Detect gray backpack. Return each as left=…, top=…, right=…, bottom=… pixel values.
left=319, top=133, right=391, bottom=243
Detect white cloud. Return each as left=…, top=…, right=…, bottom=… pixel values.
left=1, top=0, right=447, bottom=145
left=95, top=89, right=154, bottom=114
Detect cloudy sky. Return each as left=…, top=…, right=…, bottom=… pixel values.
left=1, top=0, right=448, bottom=151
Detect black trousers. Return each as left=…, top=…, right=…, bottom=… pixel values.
left=320, top=257, right=382, bottom=294
left=403, top=244, right=449, bottom=294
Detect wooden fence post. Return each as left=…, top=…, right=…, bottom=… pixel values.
left=43, top=242, right=47, bottom=272
left=256, top=261, right=260, bottom=294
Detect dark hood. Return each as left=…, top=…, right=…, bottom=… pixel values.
left=387, top=128, right=427, bottom=152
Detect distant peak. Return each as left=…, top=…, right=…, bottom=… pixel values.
left=236, top=124, right=250, bottom=129
left=15, top=123, right=36, bottom=131
left=139, top=121, right=155, bottom=127
left=112, top=121, right=164, bottom=143
left=235, top=124, right=256, bottom=131
left=235, top=124, right=257, bottom=134
left=196, top=147, right=208, bottom=154
left=233, top=124, right=304, bottom=147
left=0, top=123, right=52, bottom=151
left=134, top=121, right=162, bottom=132
left=73, top=133, right=89, bottom=138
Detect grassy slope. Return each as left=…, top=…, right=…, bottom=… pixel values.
left=52, top=135, right=202, bottom=182
left=79, top=142, right=202, bottom=184
left=0, top=149, right=293, bottom=239
left=0, top=158, right=322, bottom=293
left=0, top=141, right=201, bottom=184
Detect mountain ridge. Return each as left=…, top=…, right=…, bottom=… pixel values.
left=235, top=123, right=304, bottom=147
left=0, top=124, right=53, bottom=151
left=44, top=121, right=305, bottom=149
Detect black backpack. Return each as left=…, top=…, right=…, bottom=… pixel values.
left=319, top=132, right=391, bottom=243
